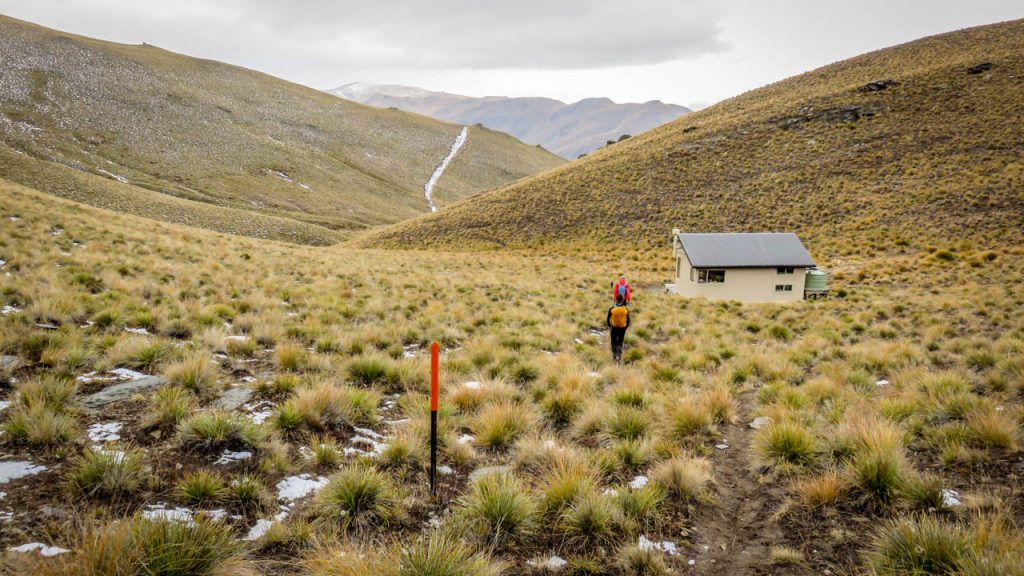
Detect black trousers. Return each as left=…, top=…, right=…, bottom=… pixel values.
left=610, top=327, right=627, bottom=361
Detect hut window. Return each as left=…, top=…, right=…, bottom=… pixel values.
left=776, top=267, right=794, bottom=275
left=698, top=269, right=725, bottom=283
left=775, top=284, right=793, bottom=292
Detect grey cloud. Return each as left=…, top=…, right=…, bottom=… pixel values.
left=0, top=0, right=727, bottom=70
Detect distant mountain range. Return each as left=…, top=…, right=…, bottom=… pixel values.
left=359, top=19, right=1024, bottom=257
left=328, top=83, right=691, bottom=159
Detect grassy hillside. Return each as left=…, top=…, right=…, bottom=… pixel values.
left=360, top=19, right=1024, bottom=265
left=2, top=178, right=1023, bottom=575
left=0, top=15, right=565, bottom=242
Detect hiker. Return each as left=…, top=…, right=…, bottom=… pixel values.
left=612, top=275, right=632, bottom=305
left=607, top=293, right=630, bottom=363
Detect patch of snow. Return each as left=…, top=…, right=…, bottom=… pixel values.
left=1, top=305, right=20, bottom=315
left=423, top=126, right=468, bottom=212
left=9, top=542, right=70, bottom=557
left=143, top=504, right=195, bottom=523
left=248, top=410, right=273, bottom=425
left=224, top=335, right=248, bottom=341
left=638, top=535, right=679, bottom=556
left=0, top=461, right=47, bottom=483
left=203, top=509, right=229, bottom=521
left=0, top=511, right=11, bottom=523
left=8, top=216, right=19, bottom=221
left=629, top=475, right=649, bottom=490
left=96, top=168, right=128, bottom=184
left=276, top=474, right=328, bottom=502
left=875, top=379, right=890, bottom=387
left=715, top=443, right=729, bottom=450
left=456, top=434, right=475, bottom=445
left=528, top=556, right=568, bottom=570
left=438, top=465, right=454, bottom=476
left=463, top=381, right=481, bottom=389
left=352, top=427, right=386, bottom=440
left=124, top=327, right=150, bottom=335
left=51, top=227, right=63, bottom=236
left=86, top=422, right=123, bottom=445
left=942, top=489, right=961, bottom=507
left=243, top=519, right=275, bottom=541
left=214, top=450, right=253, bottom=465
left=109, top=368, right=148, bottom=380
left=0, top=401, right=9, bottom=412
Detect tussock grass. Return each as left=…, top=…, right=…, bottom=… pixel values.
left=276, top=381, right=381, bottom=433
left=163, top=351, right=220, bottom=397
left=472, top=401, right=538, bottom=451
left=317, top=465, right=404, bottom=530
left=459, top=471, right=538, bottom=550
left=177, top=469, right=226, bottom=503
left=69, top=447, right=146, bottom=498
left=650, top=456, right=713, bottom=502
left=178, top=411, right=266, bottom=452
left=33, top=515, right=253, bottom=575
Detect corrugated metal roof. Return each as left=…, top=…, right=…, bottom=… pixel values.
left=676, top=233, right=815, bottom=268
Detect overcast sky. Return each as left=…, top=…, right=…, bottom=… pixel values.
left=1, top=1, right=1020, bottom=108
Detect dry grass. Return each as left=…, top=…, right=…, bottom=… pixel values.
left=0, top=178, right=1021, bottom=572
left=0, top=15, right=564, bottom=245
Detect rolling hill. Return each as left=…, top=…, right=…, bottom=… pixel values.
left=329, top=82, right=690, bottom=159
left=0, top=15, right=565, bottom=244
left=359, top=19, right=1024, bottom=265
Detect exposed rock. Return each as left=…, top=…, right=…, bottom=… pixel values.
left=0, top=355, right=23, bottom=372
left=858, top=79, right=899, bottom=92
left=80, top=376, right=166, bottom=408
left=968, top=62, right=994, bottom=74
left=749, top=416, right=772, bottom=430
left=213, top=387, right=253, bottom=411
left=469, top=465, right=511, bottom=482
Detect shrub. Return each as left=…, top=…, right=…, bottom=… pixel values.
left=69, top=448, right=146, bottom=498
left=317, top=465, right=404, bottom=530
left=459, top=471, right=538, bottom=549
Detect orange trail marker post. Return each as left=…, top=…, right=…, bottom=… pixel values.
left=429, top=342, right=440, bottom=495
